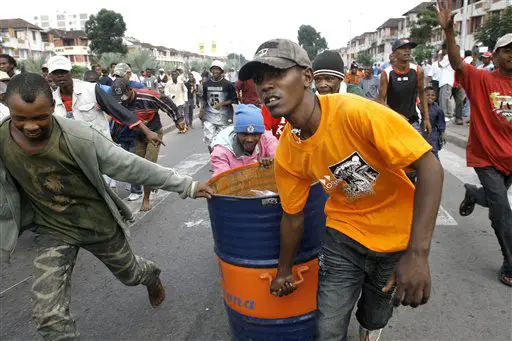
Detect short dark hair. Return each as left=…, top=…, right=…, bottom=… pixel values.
left=0, top=54, right=17, bottom=67
left=464, top=50, right=472, bottom=58
left=5, top=73, right=53, bottom=106
left=425, top=86, right=436, bottom=92
left=83, top=70, right=99, bottom=82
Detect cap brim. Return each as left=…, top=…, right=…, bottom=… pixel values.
left=49, top=67, right=72, bottom=74
left=239, top=57, right=296, bottom=81
left=393, top=42, right=418, bottom=52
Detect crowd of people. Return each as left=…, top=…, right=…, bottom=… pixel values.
left=0, top=1, right=510, bottom=340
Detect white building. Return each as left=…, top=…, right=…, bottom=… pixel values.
left=0, top=18, right=53, bottom=60
left=33, top=11, right=91, bottom=31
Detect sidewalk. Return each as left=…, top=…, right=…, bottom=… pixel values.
left=444, top=117, right=469, bottom=149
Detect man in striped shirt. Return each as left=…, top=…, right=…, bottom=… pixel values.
left=112, top=77, right=185, bottom=211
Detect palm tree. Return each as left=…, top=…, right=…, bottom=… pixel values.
left=122, top=50, right=156, bottom=74
left=19, top=55, right=47, bottom=73
left=97, top=52, right=124, bottom=70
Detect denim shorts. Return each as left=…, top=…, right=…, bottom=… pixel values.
left=316, top=228, right=404, bottom=341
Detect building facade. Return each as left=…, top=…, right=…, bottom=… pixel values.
left=47, top=29, right=90, bottom=67
left=0, top=19, right=53, bottom=60
left=33, top=12, right=91, bottom=31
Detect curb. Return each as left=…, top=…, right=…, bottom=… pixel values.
left=162, top=112, right=200, bottom=135
left=444, top=130, right=468, bottom=149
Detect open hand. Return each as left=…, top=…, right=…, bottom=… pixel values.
left=382, top=251, right=431, bottom=308
left=146, top=131, right=165, bottom=147
left=194, top=182, right=213, bottom=199
left=270, top=272, right=297, bottom=297
left=436, top=0, right=454, bottom=30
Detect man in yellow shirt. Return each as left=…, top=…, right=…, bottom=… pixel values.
left=239, top=39, right=444, bottom=341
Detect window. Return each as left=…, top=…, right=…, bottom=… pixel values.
left=32, top=31, right=37, bottom=41
left=80, top=13, right=88, bottom=19
left=73, top=15, right=76, bottom=18
left=34, top=16, right=38, bottom=20
left=42, top=22, right=49, bottom=28
left=15, top=31, right=25, bottom=39
left=57, top=15, right=65, bottom=20
left=80, top=21, right=86, bottom=27
left=41, top=15, right=49, bottom=20
left=58, top=21, right=66, bottom=27
left=470, top=15, right=483, bottom=34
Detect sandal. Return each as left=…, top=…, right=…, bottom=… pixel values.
left=459, top=184, right=476, bottom=216
left=499, top=272, right=512, bottom=287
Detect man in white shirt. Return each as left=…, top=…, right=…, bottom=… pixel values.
left=165, top=70, right=189, bottom=132
left=437, top=49, right=455, bottom=118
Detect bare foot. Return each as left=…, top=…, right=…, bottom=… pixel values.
left=140, top=200, right=152, bottom=212
left=147, top=276, right=166, bottom=307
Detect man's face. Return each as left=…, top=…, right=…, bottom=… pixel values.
left=42, top=68, right=49, bottom=77
left=394, top=46, right=412, bottom=62
left=237, top=133, right=261, bottom=154
left=8, top=93, right=54, bottom=141
left=0, top=58, right=14, bottom=74
left=482, top=56, right=491, bottom=66
left=111, top=64, right=116, bottom=73
left=364, top=69, right=373, bottom=78
left=425, top=90, right=436, bottom=104
left=51, top=70, right=73, bottom=89
left=211, top=67, right=222, bottom=80
left=254, top=65, right=311, bottom=119
left=171, top=71, right=178, bottom=82
left=351, top=67, right=358, bottom=75
left=314, top=74, right=342, bottom=95
left=95, top=65, right=101, bottom=75
left=189, top=74, right=195, bottom=83
left=494, top=45, right=512, bottom=73
left=124, top=72, right=132, bottom=81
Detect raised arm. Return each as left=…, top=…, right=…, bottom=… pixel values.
left=436, top=0, right=464, bottom=74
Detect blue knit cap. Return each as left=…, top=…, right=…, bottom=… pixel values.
left=234, top=104, right=265, bottom=134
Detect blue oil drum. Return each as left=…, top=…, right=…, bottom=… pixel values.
left=207, top=165, right=328, bottom=341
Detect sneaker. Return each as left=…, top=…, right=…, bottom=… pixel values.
left=359, top=326, right=382, bottom=341
left=127, top=193, right=141, bottom=201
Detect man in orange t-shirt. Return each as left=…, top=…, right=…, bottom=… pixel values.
left=239, top=39, right=444, bottom=341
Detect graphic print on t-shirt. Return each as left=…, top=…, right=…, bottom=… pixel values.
left=325, top=151, right=380, bottom=200
left=490, top=92, right=512, bottom=122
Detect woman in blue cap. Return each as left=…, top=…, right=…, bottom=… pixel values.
left=210, top=104, right=278, bottom=176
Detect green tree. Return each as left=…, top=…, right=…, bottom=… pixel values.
left=410, top=7, right=438, bottom=44
left=97, top=52, right=124, bottom=70
left=356, top=50, right=373, bottom=67
left=226, top=53, right=248, bottom=65
left=85, top=9, right=128, bottom=56
left=71, top=65, right=89, bottom=79
left=297, top=25, right=328, bottom=60
left=18, top=55, right=46, bottom=73
left=122, top=50, right=156, bottom=74
left=413, top=44, right=435, bottom=64
left=475, top=7, right=512, bottom=50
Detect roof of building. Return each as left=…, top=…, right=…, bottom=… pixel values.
left=403, top=1, right=435, bottom=15
left=0, top=18, right=42, bottom=31
left=377, top=18, right=404, bottom=30
left=48, top=29, right=87, bottom=39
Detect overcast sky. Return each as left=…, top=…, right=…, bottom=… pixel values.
left=2, top=0, right=427, bottom=58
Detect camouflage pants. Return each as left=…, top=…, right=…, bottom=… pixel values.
left=31, top=229, right=160, bottom=341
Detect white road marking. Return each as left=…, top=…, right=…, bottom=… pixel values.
left=184, top=219, right=205, bottom=228
left=440, top=149, right=512, bottom=207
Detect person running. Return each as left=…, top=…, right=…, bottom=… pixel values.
left=0, top=54, right=20, bottom=78
left=199, top=60, right=238, bottom=149
left=359, top=66, right=380, bottom=100
left=437, top=0, right=512, bottom=287
left=235, top=78, right=260, bottom=105
left=238, top=38, right=443, bottom=341
left=143, top=68, right=158, bottom=91
left=0, top=73, right=213, bottom=341
left=111, top=76, right=185, bottom=211
left=379, top=39, right=431, bottom=135
left=210, top=104, right=277, bottom=177
left=185, top=73, right=197, bottom=129
left=165, top=70, right=189, bottom=132
left=47, top=56, right=162, bottom=146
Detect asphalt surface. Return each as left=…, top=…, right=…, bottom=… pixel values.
left=1, top=122, right=511, bottom=341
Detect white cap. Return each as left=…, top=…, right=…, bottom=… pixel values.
left=210, top=60, right=224, bottom=71
left=47, top=56, right=72, bottom=74
left=159, top=68, right=165, bottom=72
left=493, top=33, right=512, bottom=53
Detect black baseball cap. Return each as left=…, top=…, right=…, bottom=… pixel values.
left=111, top=78, right=131, bottom=103
left=238, top=39, right=312, bottom=81
left=392, top=39, right=418, bottom=52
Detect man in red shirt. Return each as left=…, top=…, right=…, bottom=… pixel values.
left=437, top=0, right=512, bottom=287
left=235, top=79, right=260, bottom=105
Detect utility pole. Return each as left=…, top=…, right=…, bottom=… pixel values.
left=460, top=0, right=468, bottom=54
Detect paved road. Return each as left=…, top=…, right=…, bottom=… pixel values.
left=1, top=122, right=511, bottom=341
